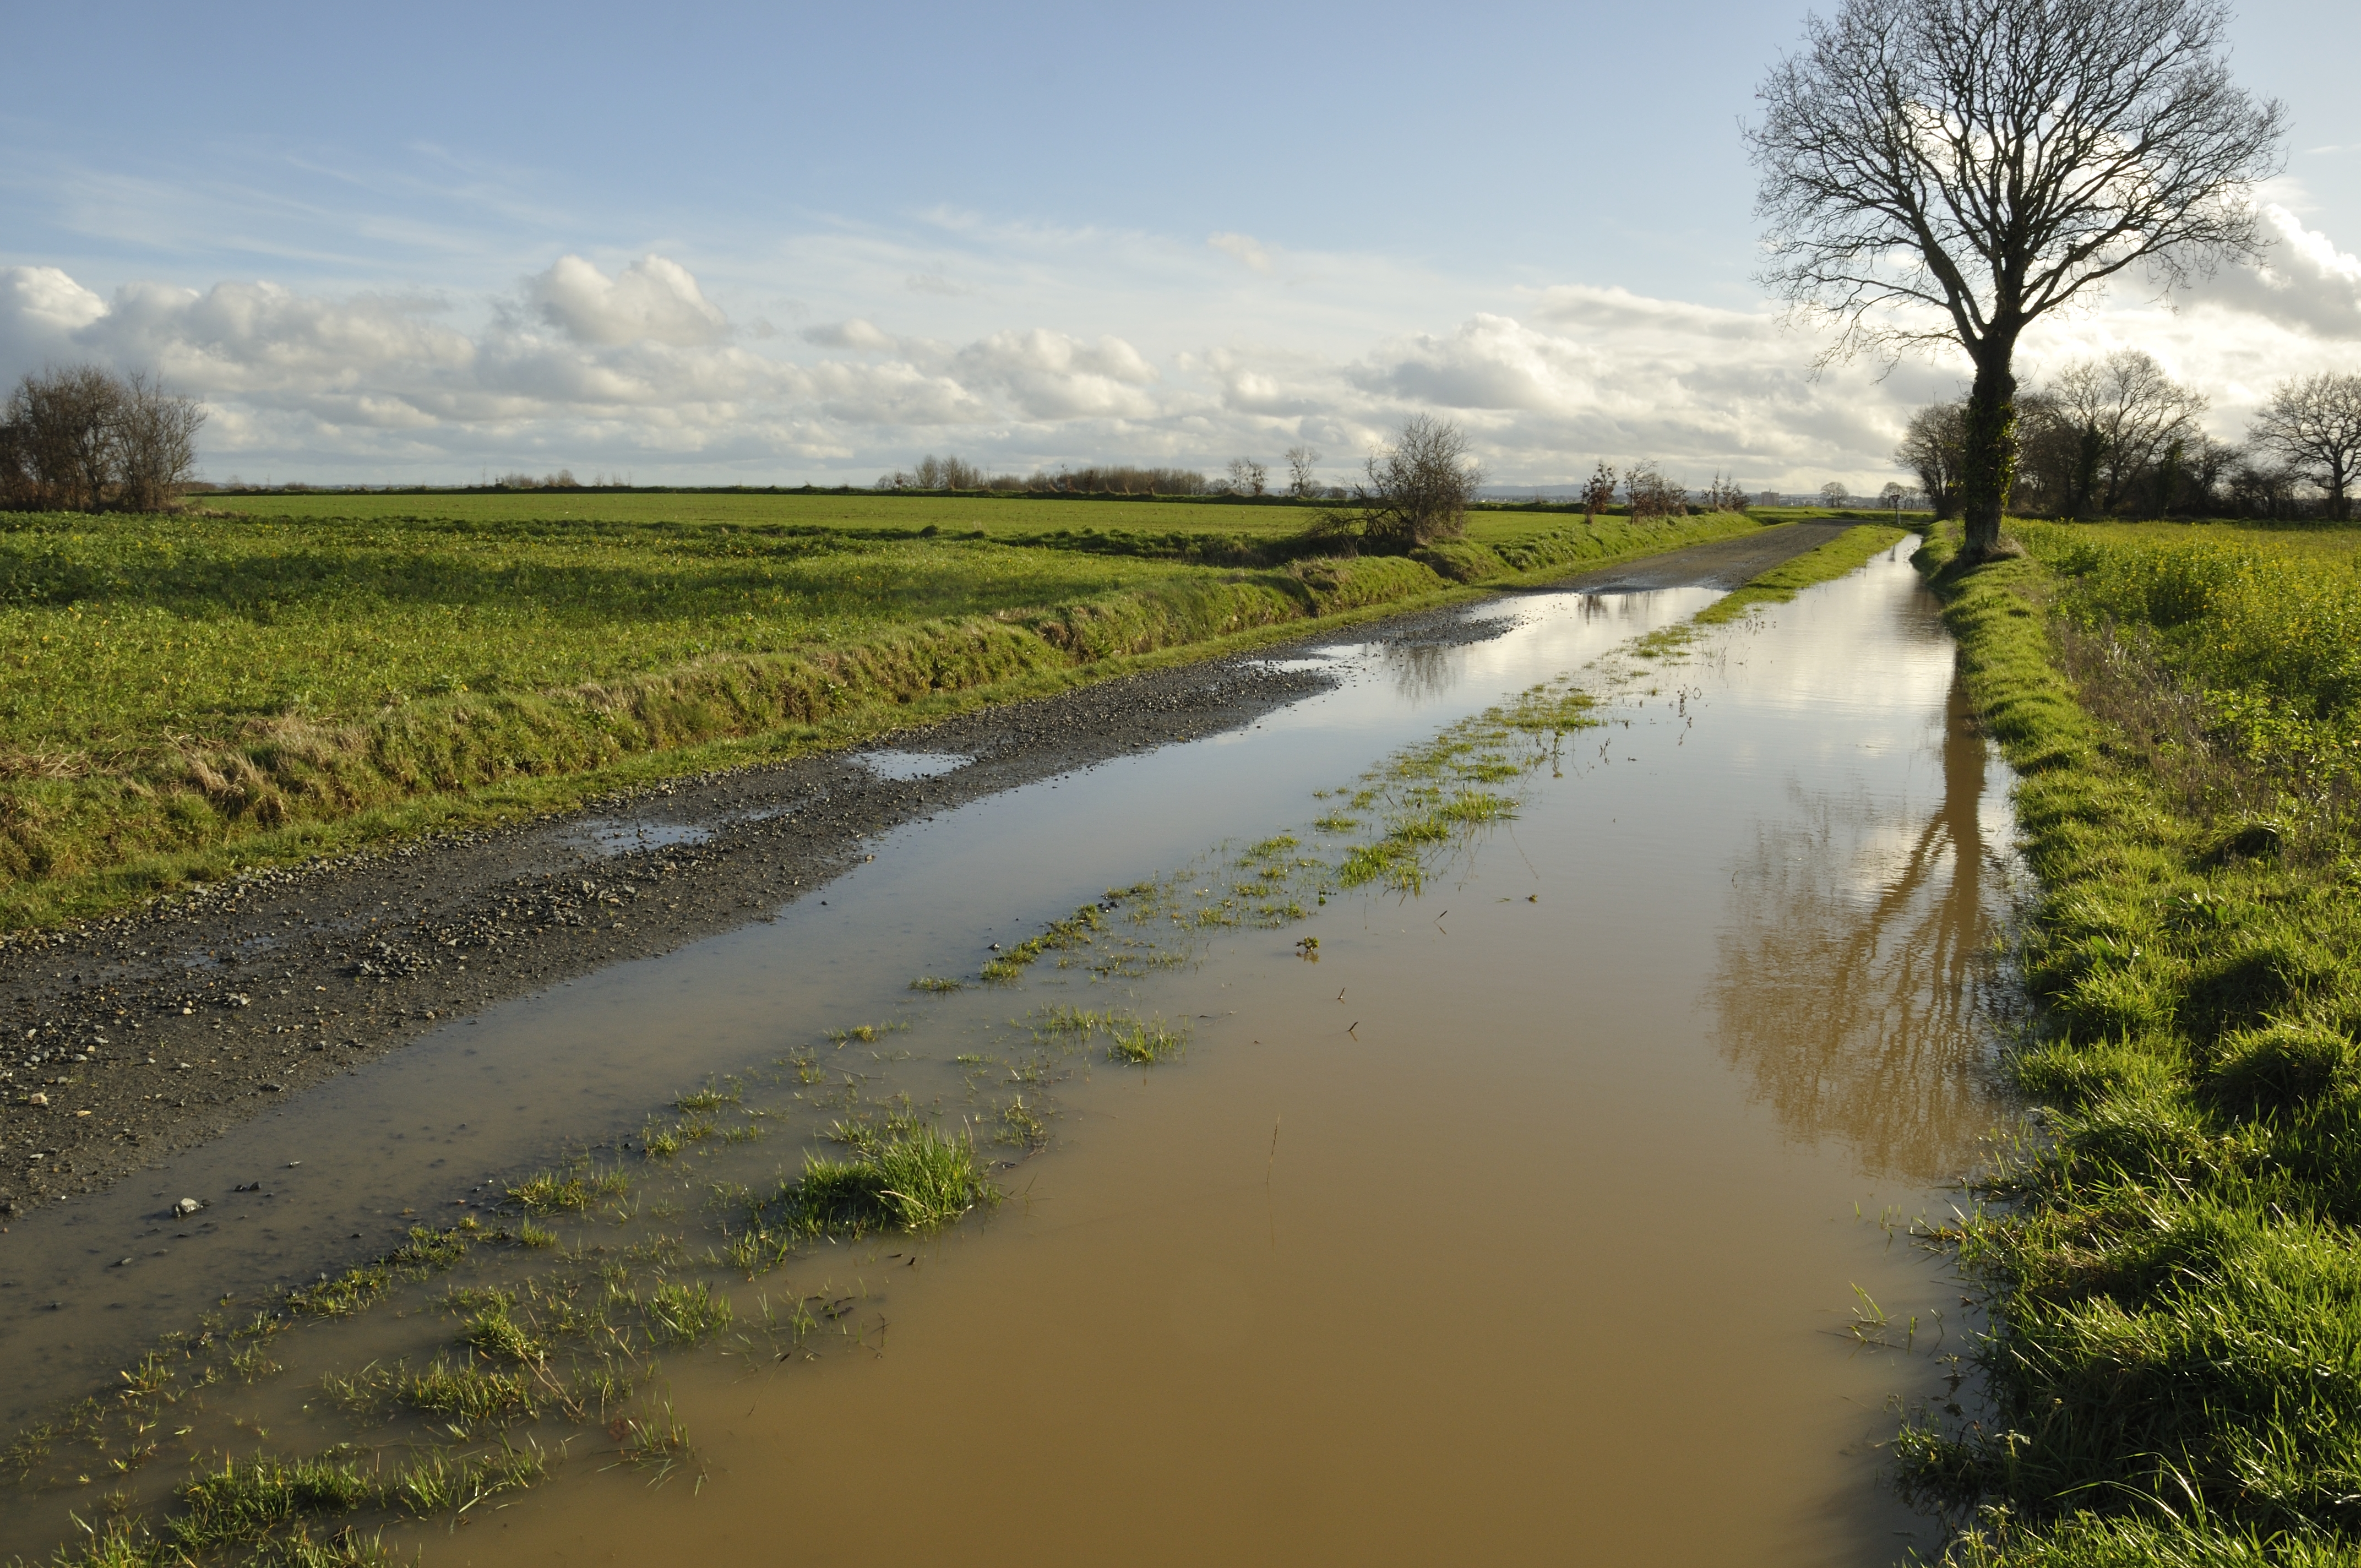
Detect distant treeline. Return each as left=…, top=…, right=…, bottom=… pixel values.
left=1900, top=356, right=2361, bottom=521
left=877, top=454, right=1306, bottom=498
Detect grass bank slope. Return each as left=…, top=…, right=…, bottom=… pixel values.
left=1907, top=520, right=2361, bottom=1565
left=0, top=505, right=1762, bottom=929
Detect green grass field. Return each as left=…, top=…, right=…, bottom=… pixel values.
left=1907, top=518, right=2361, bottom=1565
left=225, top=488, right=1322, bottom=538
left=0, top=494, right=1772, bottom=928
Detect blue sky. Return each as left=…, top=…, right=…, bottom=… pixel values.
left=4, top=0, right=2357, bottom=489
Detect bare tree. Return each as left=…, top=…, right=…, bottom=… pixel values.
left=1285, top=446, right=1321, bottom=499
left=1227, top=456, right=1270, bottom=497
left=879, top=454, right=990, bottom=491
left=115, top=373, right=208, bottom=513
left=1820, top=481, right=1851, bottom=509
left=1896, top=400, right=1966, bottom=519
left=1325, top=415, right=1484, bottom=550
left=2227, top=453, right=2301, bottom=519
left=5, top=365, right=123, bottom=511
left=1581, top=461, right=1618, bottom=521
left=2249, top=372, right=2361, bottom=521
left=1749, top=0, right=2284, bottom=557
left=2172, top=431, right=2240, bottom=514
left=2043, top=350, right=2207, bottom=514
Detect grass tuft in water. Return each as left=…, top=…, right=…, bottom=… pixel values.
left=639, top=1281, right=733, bottom=1346
left=980, top=901, right=1108, bottom=982
left=506, top=1164, right=630, bottom=1215
left=325, top=1355, right=538, bottom=1429
left=161, top=1444, right=543, bottom=1553
left=612, top=1398, right=696, bottom=1485
left=997, top=1097, right=1050, bottom=1150
left=673, top=1080, right=743, bottom=1113
left=1106, top=1017, right=1188, bottom=1065
left=770, top=1124, right=997, bottom=1238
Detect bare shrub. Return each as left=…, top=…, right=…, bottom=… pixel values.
left=1581, top=462, right=1618, bottom=521
left=1698, top=471, right=1754, bottom=512
left=1285, top=447, right=1321, bottom=498
left=1626, top=464, right=1690, bottom=520
left=877, top=455, right=988, bottom=491
left=5, top=365, right=122, bottom=511
left=1323, top=416, right=1484, bottom=551
left=1047, top=465, right=1208, bottom=494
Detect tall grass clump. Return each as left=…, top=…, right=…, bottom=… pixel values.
left=1906, top=521, right=2361, bottom=1564
left=768, top=1123, right=995, bottom=1238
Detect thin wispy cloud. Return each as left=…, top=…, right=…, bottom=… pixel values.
left=1208, top=232, right=1275, bottom=275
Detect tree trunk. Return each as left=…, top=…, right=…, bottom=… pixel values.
left=1961, top=360, right=2019, bottom=557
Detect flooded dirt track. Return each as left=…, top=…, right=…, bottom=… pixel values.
left=0, top=533, right=2019, bottom=1567
left=0, top=522, right=1852, bottom=1220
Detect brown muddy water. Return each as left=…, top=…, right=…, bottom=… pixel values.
left=0, top=546, right=2020, bottom=1566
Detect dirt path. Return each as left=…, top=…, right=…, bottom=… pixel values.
left=0, top=521, right=1862, bottom=1221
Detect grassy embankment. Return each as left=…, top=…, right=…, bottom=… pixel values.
left=1904, top=519, right=2361, bottom=1565
left=0, top=495, right=1772, bottom=929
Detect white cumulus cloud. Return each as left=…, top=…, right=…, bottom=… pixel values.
left=2, top=226, right=2357, bottom=490
left=528, top=255, right=730, bottom=347
left=2186, top=204, right=2361, bottom=339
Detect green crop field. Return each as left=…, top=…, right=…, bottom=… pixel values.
left=0, top=496, right=1771, bottom=928
left=221, top=486, right=1696, bottom=551
left=2030, top=514, right=2361, bottom=562
left=224, top=488, right=1323, bottom=539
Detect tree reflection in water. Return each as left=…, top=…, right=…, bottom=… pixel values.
left=1375, top=591, right=1675, bottom=704
left=1710, top=670, right=2021, bottom=1180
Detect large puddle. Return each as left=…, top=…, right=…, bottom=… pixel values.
left=0, top=547, right=2018, bottom=1565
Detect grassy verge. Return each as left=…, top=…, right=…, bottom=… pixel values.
left=1902, top=520, right=2361, bottom=1564
left=0, top=504, right=1766, bottom=930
